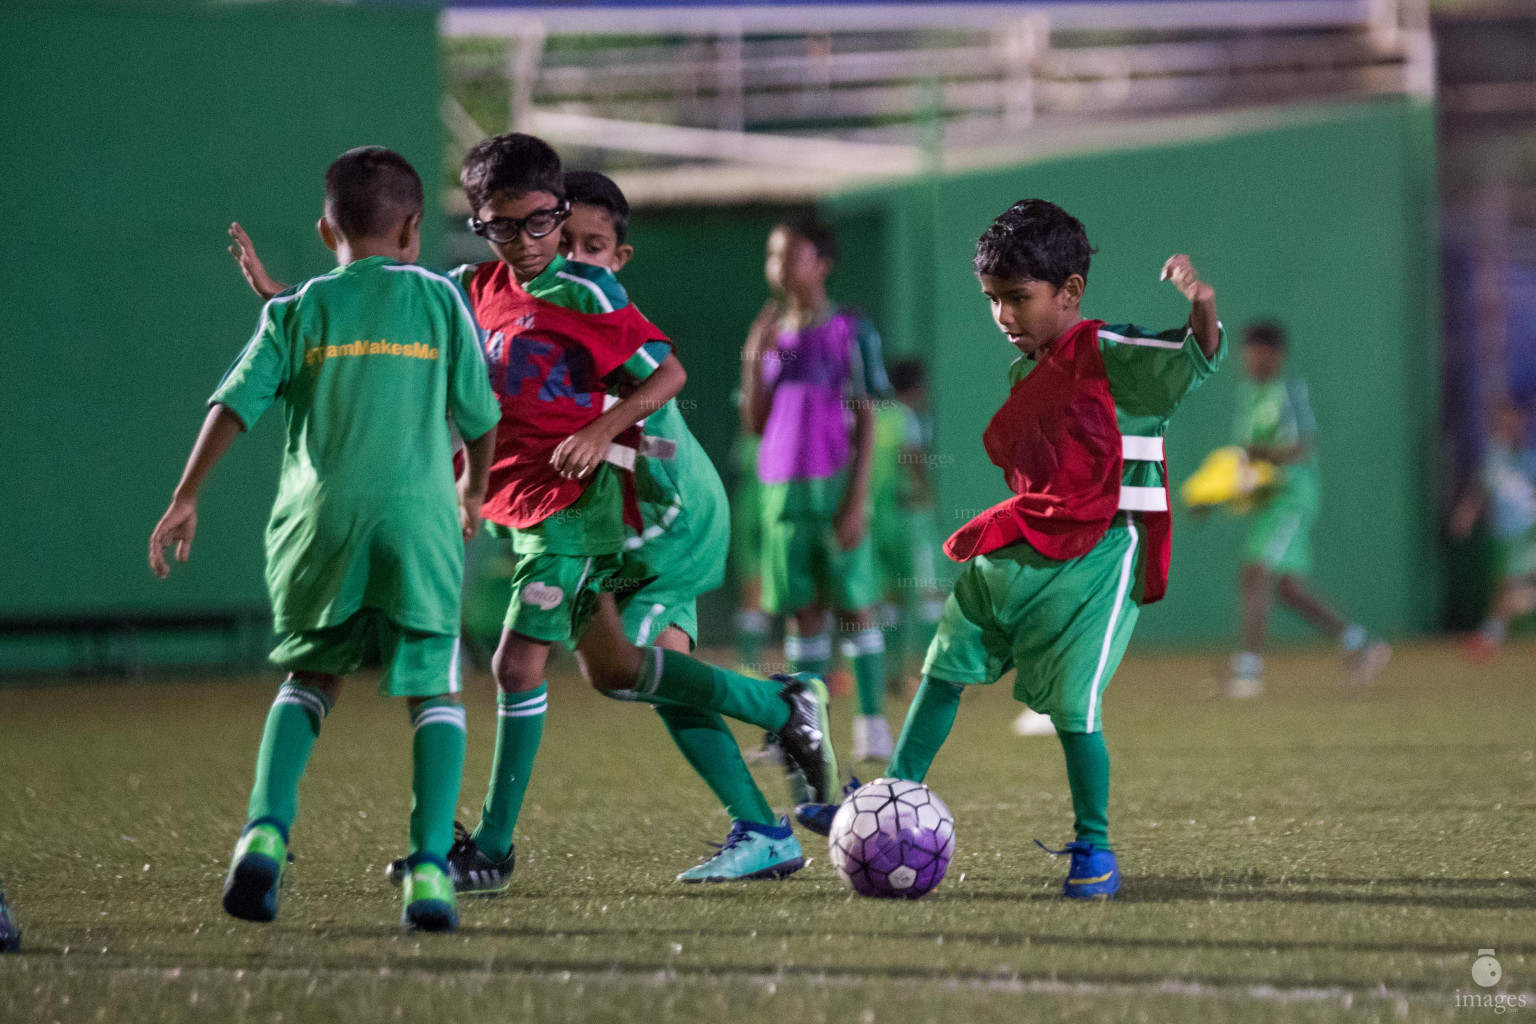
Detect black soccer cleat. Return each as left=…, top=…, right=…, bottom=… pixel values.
left=772, top=673, right=839, bottom=805
left=387, top=822, right=515, bottom=896
left=0, top=887, right=20, bottom=953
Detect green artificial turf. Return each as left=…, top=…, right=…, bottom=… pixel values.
left=1, top=641, right=1532, bottom=1022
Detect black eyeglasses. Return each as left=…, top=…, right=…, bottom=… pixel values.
left=468, top=200, right=570, bottom=244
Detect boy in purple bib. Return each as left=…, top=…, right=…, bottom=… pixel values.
left=741, top=216, right=895, bottom=764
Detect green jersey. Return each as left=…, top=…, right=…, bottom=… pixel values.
left=1233, top=375, right=1319, bottom=504
left=212, top=256, right=501, bottom=635
left=629, top=397, right=729, bottom=592
left=452, top=254, right=670, bottom=556
left=871, top=400, right=926, bottom=513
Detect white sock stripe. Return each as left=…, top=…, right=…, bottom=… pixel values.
left=275, top=686, right=328, bottom=718
left=414, top=708, right=467, bottom=731
left=840, top=628, right=886, bottom=657
left=784, top=632, right=832, bottom=661
left=1086, top=521, right=1139, bottom=733
left=637, top=645, right=664, bottom=696
left=498, top=702, right=548, bottom=718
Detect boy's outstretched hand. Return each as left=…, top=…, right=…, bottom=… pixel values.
left=228, top=222, right=286, bottom=301
left=1160, top=254, right=1220, bottom=359
left=457, top=477, right=485, bottom=542
left=149, top=497, right=198, bottom=578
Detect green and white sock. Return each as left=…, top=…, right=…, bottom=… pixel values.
left=628, top=647, right=790, bottom=732
left=887, top=676, right=963, bottom=782
left=1058, top=730, right=1111, bottom=849
left=735, top=608, right=771, bottom=673
left=842, top=626, right=887, bottom=717
left=473, top=685, right=547, bottom=862
left=409, top=698, right=467, bottom=861
left=247, top=680, right=332, bottom=834
left=784, top=627, right=831, bottom=678
left=655, top=704, right=778, bottom=826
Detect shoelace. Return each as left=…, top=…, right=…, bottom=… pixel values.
left=1034, top=839, right=1093, bottom=859
left=697, top=824, right=754, bottom=864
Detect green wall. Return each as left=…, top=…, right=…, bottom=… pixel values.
left=828, top=99, right=1443, bottom=645
left=0, top=2, right=443, bottom=666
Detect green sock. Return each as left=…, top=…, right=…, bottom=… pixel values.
left=247, top=680, right=332, bottom=833
left=473, top=685, right=547, bottom=861
left=1058, top=730, right=1111, bottom=850
left=842, top=627, right=887, bottom=716
left=887, top=676, right=963, bottom=782
left=785, top=627, right=830, bottom=677
left=408, top=697, right=467, bottom=861
left=631, top=647, right=790, bottom=732
left=735, top=608, right=770, bottom=672
left=655, top=704, right=778, bottom=825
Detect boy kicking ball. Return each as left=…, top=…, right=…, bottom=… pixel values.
left=798, top=199, right=1224, bottom=899
left=151, top=147, right=501, bottom=932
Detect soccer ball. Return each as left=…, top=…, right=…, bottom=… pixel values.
left=827, top=778, right=955, bottom=899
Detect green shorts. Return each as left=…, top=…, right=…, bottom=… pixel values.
left=921, top=518, right=1143, bottom=733
left=761, top=515, right=882, bottom=616
left=1244, top=495, right=1317, bottom=575
left=270, top=611, right=460, bottom=698
left=1493, top=528, right=1536, bottom=582
left=731, top=478, right=763, bottom=582
left=621, top=586, right=699, bottom=647
left=504, top=550, right=627, bottom=645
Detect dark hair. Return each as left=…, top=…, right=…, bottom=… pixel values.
left=776, top=213, right=837, bottom=262
left=460, top=133, right=564, bottom=214
left=889, top=358, right=926, bottom=394
left=972, top=199, right=1095, bottom=288
left=1243, top=319, right=1288, bottom=349
left=323, top=146, right=423, bottom=241
left=564, top=170, right=630, bottom=245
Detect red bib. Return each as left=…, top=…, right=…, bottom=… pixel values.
left=466, top=261, right=666, bottom=530
left=944, top=319, right=1173, bottom=603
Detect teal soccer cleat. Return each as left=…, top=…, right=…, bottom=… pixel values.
left=676, top=817, right=805, bottom=883
left=1039, top=840, right=1121, bottom=899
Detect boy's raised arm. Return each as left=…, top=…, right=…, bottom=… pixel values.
left=148, top=405, right=244, bottom=577
left=1161, top=254, right=1219, bottom=359
left=228, top=222, right=289, bottom=301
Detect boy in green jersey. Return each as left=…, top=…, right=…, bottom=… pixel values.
left=868, top=358, right=946, bottom=697
left=797, top=200, right=1224, bottom=899
left=1227, top=321, right=1391, bottom=698
left=562, top=170, right=803, bottom=881
left=741, top=216, right=896, bottom=763
left=153, top=148, right=501, bottom=932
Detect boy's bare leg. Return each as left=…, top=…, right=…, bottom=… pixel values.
left=1275, top=574, right=1347, bottom=639
left=1231, top=563, right=1270, bottom=697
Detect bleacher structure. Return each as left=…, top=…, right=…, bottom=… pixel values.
left=441, top=0, right=1435, bottom=205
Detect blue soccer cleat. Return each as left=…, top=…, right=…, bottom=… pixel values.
left=676, top=817, right=805, bottom=883
left=1038, top=840, right=1120, bottom=899
left=222, top=821, right=289, bottom=922
left=792, top=776, right=862, bottom=837
left=0, top=885, right=20, bottom=953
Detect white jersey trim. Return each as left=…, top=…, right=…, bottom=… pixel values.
left=1121, top=435, right=1164, bottom=461
left=555, top=270, right=615, bottom=313
left=1099, top=328, right=1186, bottom=350
left=1118, top=485, right=1169, bottom=512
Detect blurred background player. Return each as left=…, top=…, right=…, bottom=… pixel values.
left=562, top=169, right=806, bottom=882
left=157, top=147, right=500, bottom=933
left=1450, top=399, right=1536, bottom=660
left=869, top=358, right=945, bottom=697
left=0, top=877, right=18, bottom=952
left=732, top=420, right=772, bottom=674
left=741, top=216, right=895, bottom=764
left=1228, top=320, right=1391, bottom=698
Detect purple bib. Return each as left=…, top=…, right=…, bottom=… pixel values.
left=757, top=311, right=858, bottom=484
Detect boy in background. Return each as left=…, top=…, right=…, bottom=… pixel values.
left=741, top=216, right=895, bottom=763
left=561, top=170, right=805, bottom=881
left=1227, top=321, right=1390, bottom=698
left=798, top=199, right=1223, bottom=899
left=869, top=358, right=945, bottom=695
left=156, top=147, right=501, bottom=932
left=1451, top=400, right=1536, bottom=660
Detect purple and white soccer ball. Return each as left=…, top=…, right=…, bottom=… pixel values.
left=828, top=777, right=956, bottom=899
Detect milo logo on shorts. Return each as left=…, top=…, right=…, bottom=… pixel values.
left=522, top=582, right=564, bottom=611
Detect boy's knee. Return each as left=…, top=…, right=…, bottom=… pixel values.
left=288, top=672, right=342, bottom=704
left=576, top=646, right=643, bottom=692
left=491, top=651, right=542, bottom=694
